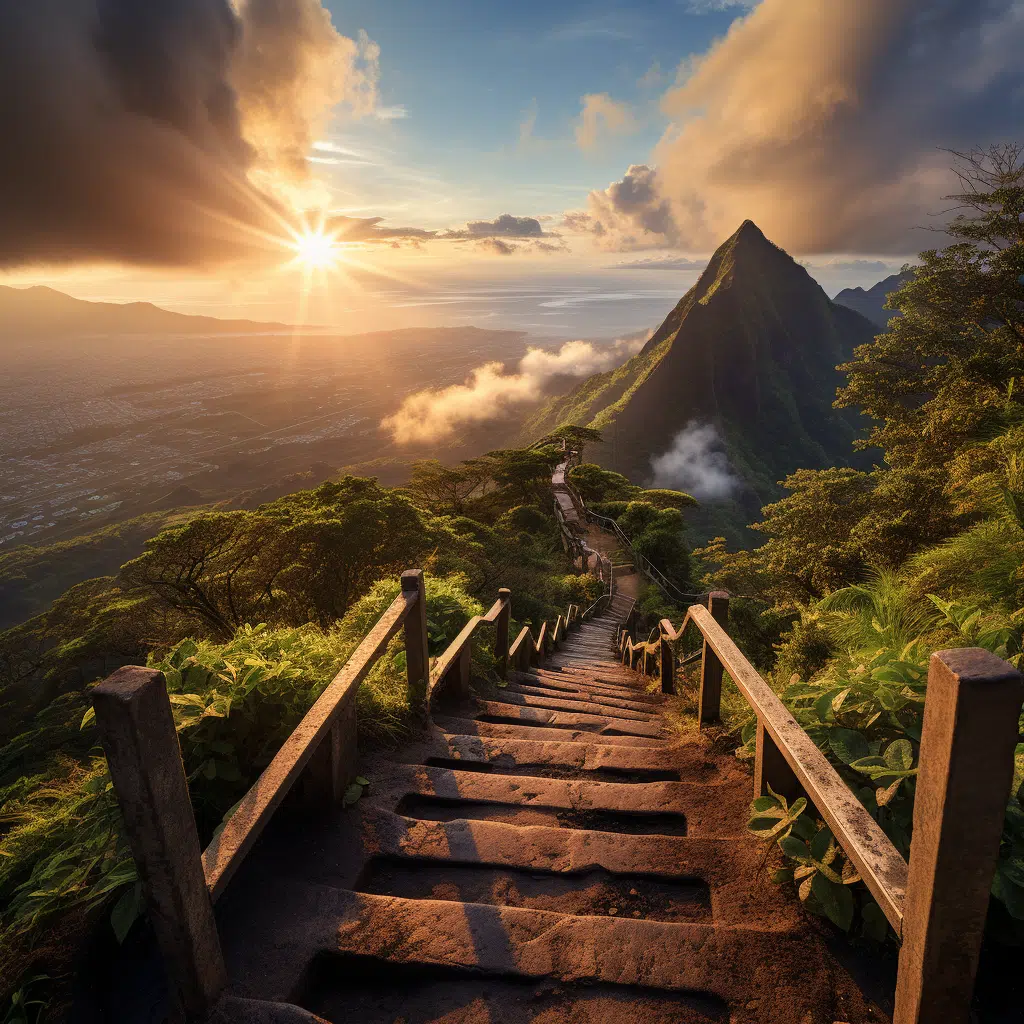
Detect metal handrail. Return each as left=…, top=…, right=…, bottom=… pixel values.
left=583, top=506, right=707, bottom=605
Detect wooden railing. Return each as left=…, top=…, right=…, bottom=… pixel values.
left=557, top=448, right=706, bottom=606
left=507, top=590, right=611, bottom=673
left=90, top=565, right=614, bottom=1019
left=619, top=593, right=1024, bottom=1024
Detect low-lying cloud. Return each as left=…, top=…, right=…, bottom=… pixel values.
left=567, top=0, right=1024, bottom=254
left=0, top=0, right=378, bottom=267
left=649, top=422, right=738, bottom=500
left=382, top=334, right=649, bottom=444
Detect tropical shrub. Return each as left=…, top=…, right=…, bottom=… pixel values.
left=743, top=588, right=1024, bottom=937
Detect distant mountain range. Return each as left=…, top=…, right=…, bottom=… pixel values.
left=833, top=270, right=915, bottom=328
left=0, top=284, right=292, bottom=336
left=524, top=220, right=879, bottom=542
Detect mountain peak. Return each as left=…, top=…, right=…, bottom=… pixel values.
left=732, top=219, right=768, bottom=243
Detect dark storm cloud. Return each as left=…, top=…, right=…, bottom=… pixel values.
left=0, top=0, right=376, bottom=267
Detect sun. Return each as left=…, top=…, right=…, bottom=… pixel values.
left=291, top=229, right=338, bottom=269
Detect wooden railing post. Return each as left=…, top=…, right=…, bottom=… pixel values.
left=402, top=569, right=430, bottom=718
left=894, top=649, right=1023, bottom=1024
left=301, top=699, right=356, bottom=808
left=496, top=588, right=511, bottom=678
left=660, top=636, right=674, bottom=694
left=447, top=643, right=471, bottom=698
left=754, top=720, right=801, bottom=803
left=698, top=592, right=729, bottom=727
left=93, top=667, right=226, bottom=1021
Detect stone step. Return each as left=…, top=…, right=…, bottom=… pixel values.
left=522, top=674, right=664, bottom=704
left=499, top=681, right=663, bottom=715
left=354, top=856, right=713, bottom=923
left=483, top=687, right=661, bottom=722
left=427, top=733, right=717, bottom=781
left=320, top=890, right=831, bottom=1022
left=376, top=763, right=732, bottom=836
left=360, top=809, right=746, bottom=892
left=432, top=716, right=669, bottom=747
left=472, top=699, right=667, bottom=738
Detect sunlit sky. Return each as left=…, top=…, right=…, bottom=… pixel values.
left=6, top=0, right=1011, bottom=338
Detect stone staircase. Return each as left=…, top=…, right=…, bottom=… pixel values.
left=209, top=592, right=887, bottom=1024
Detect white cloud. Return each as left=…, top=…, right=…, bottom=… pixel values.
left=574, top=94, right=638, bottom=151
left=374, top=104, right=408, bottom=120
left=567, top=0, right=1024, bottom=255
left=563, top=165, right=680, bottom=251
left=650, top=422, right=738, bottom=500
left=381, top=335, right=648, bottom=444
left=682, top=0, right=758, bottom=13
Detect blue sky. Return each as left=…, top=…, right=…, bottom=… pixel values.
left=318, top=0, right=746, bottom=227
left=6, top=0, right=1021, bottom=338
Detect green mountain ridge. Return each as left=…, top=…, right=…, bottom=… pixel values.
left=833, top=270, right=916, bottom=328
left=523, top=220, right=879, bottom=542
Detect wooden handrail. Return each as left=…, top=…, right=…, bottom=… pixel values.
left=620, top=597, right=1024, bottom=1022
left=203, top=587, right=418, bottom=899
left=93, top=506, right=619, bottom=1017
left=428, top=592, right=511, bottom=701
left=623, top=600, right=908, bottom=930
left=690, top=604, right=908, bottom=929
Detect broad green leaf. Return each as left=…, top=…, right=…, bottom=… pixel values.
left=342, top=782, right=364, bottom=807
left=814, top=688, right=844, bottom=722
left=829, top=728, right=869, bottom=765
left=809, top=827, right=833, bottom=862
left=792, top=815, right=818, bottom=841
left=355, top=776, right=371, bottom=787
left=884, top=739, right=914, bottom=771
left=751, top=795, right=781, bottom=813
left=778, top=836, right=811, bottom=863
left=811, top=873, right=854, bottom=931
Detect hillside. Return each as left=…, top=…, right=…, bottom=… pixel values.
left=0, top=284, right=293, bottom=336
left=523, top=221, right=878, bottom=541
left=833, top=270, right=916, bottom=328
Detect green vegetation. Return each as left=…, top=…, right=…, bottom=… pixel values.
left=0, top=443, right=594, bottom=1017
left=693, top=144, right=1024, bottom=939
left=567, top=462, right=696, bottom=584
left=0, top=507, right=211, bottom=631
left=524, top=219, right=877, bottom=547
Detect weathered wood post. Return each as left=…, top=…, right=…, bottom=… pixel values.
left=450, top=643, right=472, bottom=698
left=495, top=588, right=511, bottom=679
left=754, top=721, right=802, bottom=803
left=92, top=667, right=227, bottom=1021
left=698, top=592, right=729, bottom=727
left=302, top=697, right=356, bottom=807
left=402, top=569, right=430, bottom=718
left=894, top=648, right=1024, bottom=1024
left=660, top=635, right=674, bottom=694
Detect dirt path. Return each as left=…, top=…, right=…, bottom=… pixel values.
left=210, top=593, right=891, bottom=1024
